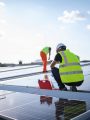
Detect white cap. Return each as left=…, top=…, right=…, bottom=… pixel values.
left=56, top=43, right=66, bottom=51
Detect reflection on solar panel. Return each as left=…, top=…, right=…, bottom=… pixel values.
left=0, top=92, right=89, bottom=120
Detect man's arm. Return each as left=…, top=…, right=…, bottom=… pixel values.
left=50, top=60, right=58, bottom=68
left=50, top=53, right=62, bottom=68
left=48, top=48, right=51, bottom=60
left=48, top=52, right=50, bottom=60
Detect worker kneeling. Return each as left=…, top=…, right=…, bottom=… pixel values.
left=50, top=43, right=84, bottom=91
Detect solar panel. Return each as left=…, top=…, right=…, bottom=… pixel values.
left=0, top=92, right=89, bottom=120
left=0, top=64, right=90, bottom=119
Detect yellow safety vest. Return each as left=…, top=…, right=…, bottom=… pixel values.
left=42, top=47, right=49, bottom=55
left=59, top=49, right=84, bottom=83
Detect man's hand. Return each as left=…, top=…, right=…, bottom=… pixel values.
left=50, top=60, right=57, bottom=68
left=48, top=56, right=50, bottom=60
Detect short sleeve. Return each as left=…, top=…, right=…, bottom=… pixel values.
left=54, top=53, right=62, bottom=62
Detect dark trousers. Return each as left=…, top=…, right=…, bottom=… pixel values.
left=51, top=67, right=65, bottom=89
left=51, top=67, right=83, bottom=89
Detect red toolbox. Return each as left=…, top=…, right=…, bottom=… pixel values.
left=38, top=80, right=52, bottom=90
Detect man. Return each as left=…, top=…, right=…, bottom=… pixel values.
left=40, top=47, right=51, bottom=72
left=50, top=43, right=84, bottom=91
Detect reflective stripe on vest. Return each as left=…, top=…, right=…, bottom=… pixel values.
left=60, top=70, right=83, bottom=75
left=60, top=51, right=68, bottom=64
left=60, top=62, right=80, bottom=67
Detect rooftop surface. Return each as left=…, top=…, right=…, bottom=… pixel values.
left=0, top=62, right=90, bottom=120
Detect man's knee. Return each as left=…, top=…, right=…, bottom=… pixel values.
left=65, top=80, right=84, bottom=86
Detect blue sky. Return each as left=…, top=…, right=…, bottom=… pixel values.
left=0, top=0, right=90, bottom=63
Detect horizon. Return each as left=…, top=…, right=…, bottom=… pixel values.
left=0, top=0, right=90, bottom=64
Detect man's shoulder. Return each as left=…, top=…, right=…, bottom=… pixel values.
left=54, top=53, right=62, bottom=62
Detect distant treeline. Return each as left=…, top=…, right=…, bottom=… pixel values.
left=0, top=60, right=52, bottom=67
left=0, top=63, right=16, bottom=67
left=80, top=60, right=90, bottom=62
left=0, top=60, right=90, bottom=67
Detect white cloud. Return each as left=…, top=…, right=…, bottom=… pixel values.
left=58, top=10, right=86, bottom=23
left=0, top=1, right=6, bottom=36
left=0, top=19, right=6, bottom=23
left=0, top=33, right=2, bottom=37
left=86, top=24, right=90, bottom=30
left=87, top=11, right=90, bottom=15
left=0, top=2, right=5, bottom=7
left=0, top=1, right=6, bottom=23
left=60, top=26, right=65, bottom=30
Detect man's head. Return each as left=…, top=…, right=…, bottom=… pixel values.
left=56, top=43, right=66, bottom=53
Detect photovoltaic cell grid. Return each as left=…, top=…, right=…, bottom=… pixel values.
left=0, top=92, right=88, bottom=120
